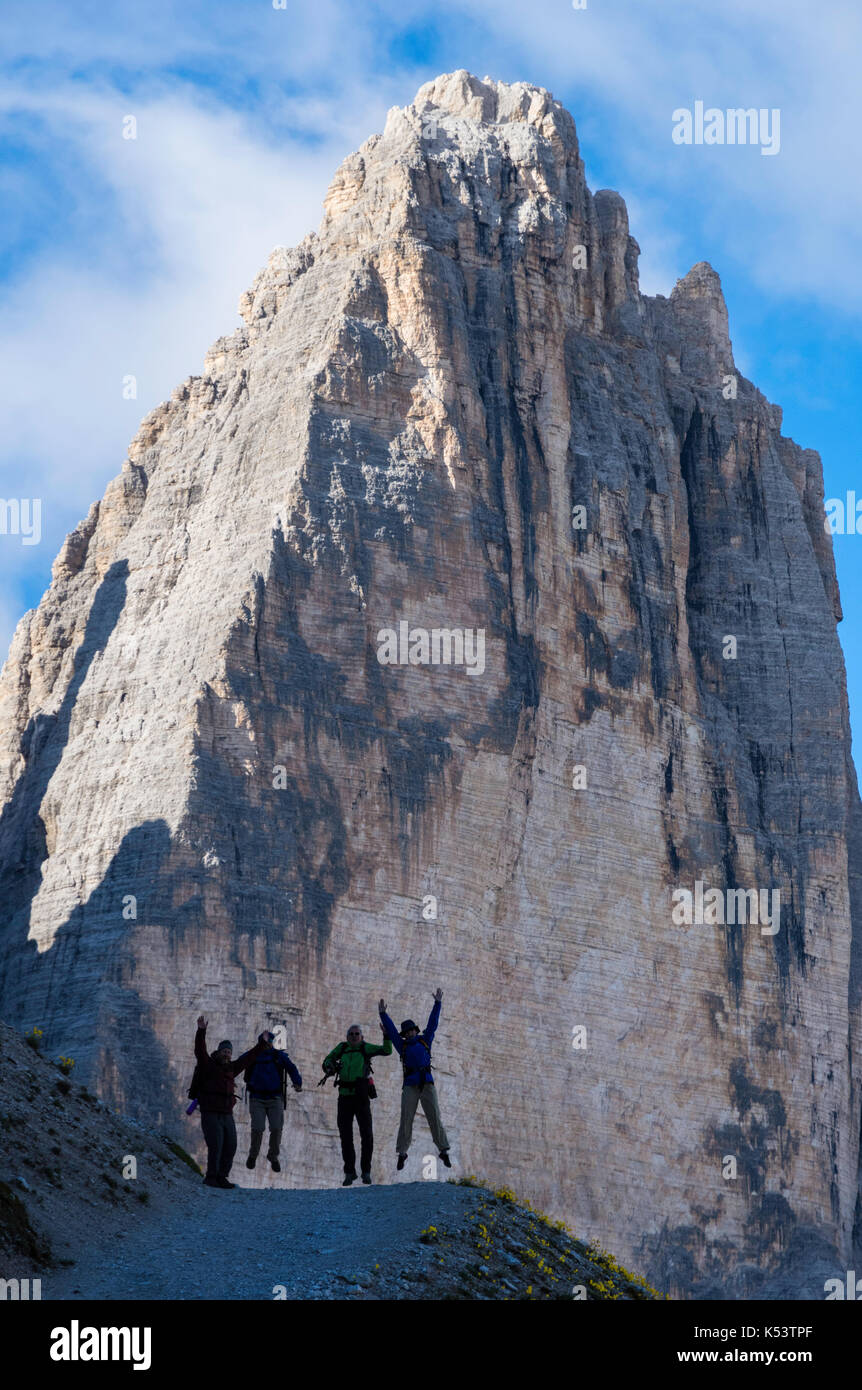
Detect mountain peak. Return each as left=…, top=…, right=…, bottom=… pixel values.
left=0, top=74, right=856, bottom=1303
left=670, top=259, right=733, bottom=365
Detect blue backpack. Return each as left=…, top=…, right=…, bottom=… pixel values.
left=402, top=1035, right=432, bottom=1086
left=244, top=1053, right=287, bottom=1101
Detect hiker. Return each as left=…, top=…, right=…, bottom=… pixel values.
left=378, top=989, right=451, bottom=1171
left=321, top=1023, right=392, bottom=1186
left=244, top=1031, right=302, bottom=1174
left=192, top=1015, right=269, bottom=1189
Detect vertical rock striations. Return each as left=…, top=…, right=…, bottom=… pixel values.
left=0, top=71, right=859, bottom=1297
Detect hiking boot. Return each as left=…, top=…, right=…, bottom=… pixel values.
left=216, top=1177, right=236, bottom=1189
left=439, top=1150, right=452, bottom=1168
left=361, top=1173, right=372, bottom=1185
left=269, top=1158, right=281, bottom=1172
left=245, top=1156, right=256, bottom=1169
left=342, top=1172, right=357, bottom=1186
left=203, top=1176, right=220, bottom=1187
left=396, top=1153, right=407, bottom=1171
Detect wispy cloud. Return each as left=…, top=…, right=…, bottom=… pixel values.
left=0, top=79, right=384, bottom=660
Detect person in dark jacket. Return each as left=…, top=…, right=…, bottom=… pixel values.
left=193, top=1015, right=267, bottom=1188
left=322, top=1023, right=392, bottom=1185
left=244, top=1031, right=302, bottom=1173
left=378, top=988, right=451, bottom=1171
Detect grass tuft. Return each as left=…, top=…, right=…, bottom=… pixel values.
left=162, top=1137, right=203, bottom=1176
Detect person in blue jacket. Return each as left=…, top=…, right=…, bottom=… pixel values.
left=243, top=1031, right=302, bottom=1173
left=378, top=988, right=451, bottom=1171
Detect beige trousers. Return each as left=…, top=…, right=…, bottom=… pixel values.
left=396, top=1083, right=450, bottom=1154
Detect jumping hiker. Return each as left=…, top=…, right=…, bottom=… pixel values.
left=378, top=989, right=451, bottom=1171
left=192, top=1016, right=268, bottom=1189
left=244, top=1031, right=302, bottom=1174
left=321, top=1023, right=392, bottom=1186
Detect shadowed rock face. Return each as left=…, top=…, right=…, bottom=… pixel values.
left=0, top=70, right=859, bottom=1298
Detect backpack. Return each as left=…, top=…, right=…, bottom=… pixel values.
left=321, top=1042, right=377, bottom=1099
left=401, top=1035, right=431, bottom=1087
left=188, top=1057, right=239, bottom=1108
left=244, top=1053, right=288, bottom=1104
left=365, top=1049, right=378, bottom=1101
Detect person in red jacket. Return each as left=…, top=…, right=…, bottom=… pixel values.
left=193, top=1015, right=268, bottom=1188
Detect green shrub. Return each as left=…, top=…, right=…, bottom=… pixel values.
left=162, top=1137, right=203, bottom=1176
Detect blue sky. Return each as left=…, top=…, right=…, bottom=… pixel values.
left=1, top=0, right=859, bottom=753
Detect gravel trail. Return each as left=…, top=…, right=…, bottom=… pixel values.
left=45, top=1180, right=483, bottom=1301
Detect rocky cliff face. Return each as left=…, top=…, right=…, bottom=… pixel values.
left=0, top=70, right=859, bottom=1298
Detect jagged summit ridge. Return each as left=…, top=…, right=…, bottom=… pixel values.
left=409, top=69, right=578, bottom=139
left=202, top=71, right=737, bottom=452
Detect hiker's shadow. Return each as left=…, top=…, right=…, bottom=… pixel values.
left=37, top=817, right=176, bottom=1117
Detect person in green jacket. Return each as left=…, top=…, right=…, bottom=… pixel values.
left=322, top=1023, right=392, bottom=1185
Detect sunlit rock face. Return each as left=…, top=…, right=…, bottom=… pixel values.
left=1, top=70, right=859, bottom=1298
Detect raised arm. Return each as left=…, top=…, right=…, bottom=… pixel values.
left=424, top=992, right=442, bottom=1045
left=379, top=1011, right=403, bottom=1054
left=194, top=1015, right=209, bottom=1065
left=365, top=1037, right=393, bottom=1057
left=231, top=1034, right=268, bottom=1076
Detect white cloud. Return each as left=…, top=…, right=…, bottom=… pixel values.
left=437, top=0, right=862, bottom=311
left=0, top=82, right=382, bottom=657
left=2, top=0, right=861, bottom=669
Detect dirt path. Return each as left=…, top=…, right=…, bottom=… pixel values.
left=45, top=1180, right=484, bottom=1301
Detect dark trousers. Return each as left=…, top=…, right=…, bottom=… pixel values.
left=337, top=1093, right=373, bottom=1176
left=201, top=1110, right=237, bottom=1179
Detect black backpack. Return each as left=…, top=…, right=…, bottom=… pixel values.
left=364, top=1048, right=378, bottom=1101
left=188, top=1057, right=240, bottom=1108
